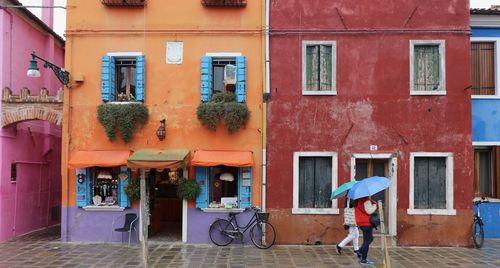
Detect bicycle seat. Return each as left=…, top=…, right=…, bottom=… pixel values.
left=229, top=211, right=241, bottom=217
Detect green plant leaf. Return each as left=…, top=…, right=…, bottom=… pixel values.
left=176, top=179, right=200, bottom=200
left=196, top=102, right=223, bottom=131
left=222, top=102, right=250, bottom=134
left=97, top=103, right=149, bottom=143
left=125, top=179, right=141, bottom=201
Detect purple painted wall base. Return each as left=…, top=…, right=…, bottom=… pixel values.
left=187, top=208, right=253, bottom=244
left=62, top=207, right=139, bottom=243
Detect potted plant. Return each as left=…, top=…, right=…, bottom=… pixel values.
left=125, top=179, right=141, bottom=201
left=176, top=179, right=200, bottom=200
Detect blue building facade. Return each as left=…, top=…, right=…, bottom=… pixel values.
left=471, top=8, right=500, bottom=238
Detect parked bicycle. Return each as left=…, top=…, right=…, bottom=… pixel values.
left=472, top=197, right=489, bottom=248
left=209, top=207, right=276, bottom=249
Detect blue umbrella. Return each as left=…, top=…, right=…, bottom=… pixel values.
left=331, top=180, right=358, bottom=199
left=347, top=176, right=391, bottom=199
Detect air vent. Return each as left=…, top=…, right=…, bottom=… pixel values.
left=201, top=0, right=247, bottom=7
left=102, top=0, right=145, bottom=7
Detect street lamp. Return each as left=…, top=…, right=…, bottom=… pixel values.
left=27, top=51, right=70, bottom=87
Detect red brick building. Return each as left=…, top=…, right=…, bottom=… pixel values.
left=266, top=0, right=472, bottom=246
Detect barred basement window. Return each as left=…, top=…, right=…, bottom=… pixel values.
left=11, top=162, right=17, bottom=182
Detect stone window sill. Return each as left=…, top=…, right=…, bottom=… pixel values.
left=82, top=206, right=125, bottom=212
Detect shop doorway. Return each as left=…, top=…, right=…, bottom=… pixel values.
left=147, top=169, right=183, bottom=242
left=351, top=154, right=397, bottom=236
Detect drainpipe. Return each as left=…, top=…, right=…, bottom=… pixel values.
left=262, top=0, right=270, bottom=213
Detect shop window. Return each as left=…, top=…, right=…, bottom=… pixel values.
left=76, top=166, right=131, bottom=208
left=471, top=42, right=496, bottom=95
left=410, top=40, right=446, bottom=95
left=200, top=54, right=246, bottom=102
left=195, top=166, right=252, bottom=209
left=292, top=152, right=338, bottom=214
left=102, top=54, right=145, bottom=102
left=474, top=147, right=500, bottom=198
left=302, top=41, right=336, bottom=95
left=408, top=153, right=455, bottom=215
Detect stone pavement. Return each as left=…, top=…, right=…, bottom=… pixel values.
left=0, top=227, right=499, bottom=268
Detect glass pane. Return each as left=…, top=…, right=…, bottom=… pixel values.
left=130, top=66, right=136, bottom=98
left=479, top=151, right=491, bottom=195
left=306, top=45, right=319, bottom=91
left=319, top=45, right=332, bottom=91
left=117, top=66, right=127, bottom=96
left=213, top=66, right=224, bottom=93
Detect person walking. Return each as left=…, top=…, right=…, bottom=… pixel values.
left=335, top=196, right=360, bottom=258
left=355, top=196, right=377, bottom=265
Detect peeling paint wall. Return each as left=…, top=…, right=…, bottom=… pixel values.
left=267, top=0, right=472, bottom=246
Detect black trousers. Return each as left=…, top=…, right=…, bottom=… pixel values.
left=359, top=226, right=374, bottom=261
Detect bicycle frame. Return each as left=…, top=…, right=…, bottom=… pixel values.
left=228, top=210, right=259, bottom=235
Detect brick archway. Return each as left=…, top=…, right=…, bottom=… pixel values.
left=2, top=87, right=63, bottom=127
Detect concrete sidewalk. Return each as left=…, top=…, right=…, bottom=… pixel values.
left=0, top=227, right=499, bottom=267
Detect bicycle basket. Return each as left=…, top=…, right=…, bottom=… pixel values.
left=257, top=212, right=269, bottom=222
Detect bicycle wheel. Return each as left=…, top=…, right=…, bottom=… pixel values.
left=209, top=219, right=235, bottom=246
left=472, top=220, right=484, bottom=248
left=250, top=221, right=276, bottom=249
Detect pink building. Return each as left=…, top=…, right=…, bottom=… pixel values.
left=0, top=0, right=64, bottom=242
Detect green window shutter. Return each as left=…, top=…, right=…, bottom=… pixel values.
left=298, top=157, right=315, bottom=208
left=200, top=56, right=213, bottom=102
left=414, top=45, right=440, bottom=91
left=101, top=56, right=116, bottom=101
left=306, top=45, right=319, bottom=91
left=238, top=167, right=252, bottom=208
left=319, top=45, right=332, bottom=91
left=414, top=157, right=447, bottom=209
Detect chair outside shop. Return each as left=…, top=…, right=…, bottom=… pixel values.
left=111, top=213, right=138, bottom=246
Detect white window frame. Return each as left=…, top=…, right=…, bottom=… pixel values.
left=292, top=152, right=339, bottom=214
left=409, top=40, right=446, bottom=96
left=471, top=38, right=500, bottom=99
left=302, top=41, right=337, bottom=96
left=408, top=152, right=456, bottom=215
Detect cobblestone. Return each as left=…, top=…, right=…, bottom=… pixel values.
left=0, top=227, right=499, bottom=267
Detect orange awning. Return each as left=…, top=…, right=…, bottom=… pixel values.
left=191, top=150, right=253, bottom=167
left=68, top=150, right=131, bottom=168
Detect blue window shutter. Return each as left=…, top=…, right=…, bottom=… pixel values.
left=119, top=169, right=131, bottom=208
left=135, top=56, right=145, bottom=101
left=76, top=168, right=91, bottom=208
left=200, top=56, right=213, bottom=102
left=238, top=167, right=252, bottom=209
left=195, top=167, right=209, bottom=208
left=101, top=56, right=115, bottom=101
left=236, top=56, right=247, bottom=103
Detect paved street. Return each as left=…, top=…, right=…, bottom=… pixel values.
left=0, top=227, right=499, bottom=268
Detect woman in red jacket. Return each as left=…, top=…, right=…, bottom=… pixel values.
left=355, top=196, right=377, bottom=265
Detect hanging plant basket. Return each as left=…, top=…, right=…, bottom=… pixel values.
left=97, top=103, right=149, bottom=143
left=125, top=179, right=141, bottom=201
left=176, top=179, right=200, bottom=200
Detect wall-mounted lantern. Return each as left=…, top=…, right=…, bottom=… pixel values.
left=27, top=51, right=70, bottom=87
left=156, top=119, right=166, bottom=141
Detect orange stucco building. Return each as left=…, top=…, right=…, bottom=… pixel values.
left=62, top=0, right=264, bottom=243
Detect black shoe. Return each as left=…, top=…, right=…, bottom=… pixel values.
left=354, top=250, right=361, bottom=260
left=335, top=245, right=342, bottom=255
